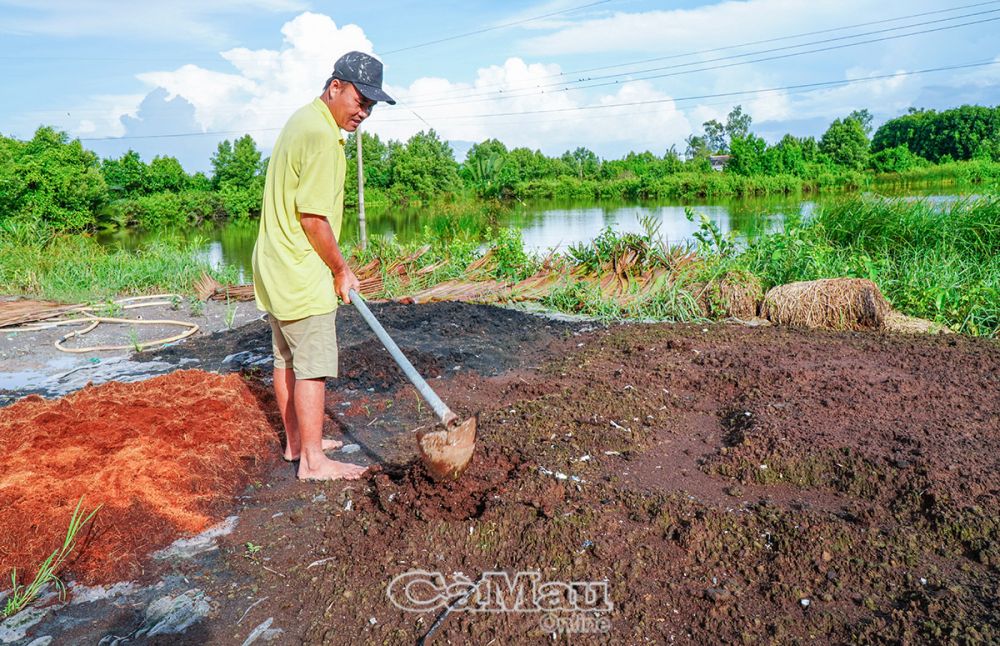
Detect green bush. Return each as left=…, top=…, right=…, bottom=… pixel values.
left=2, top=127, right=108, bottom=231
left=488, top=227, right=536, bottom=281
left=0, top=221, right=239, bottom=301
left=219, top=180, right=263, bottom=221
left=870, top=145, right=927, bottom=174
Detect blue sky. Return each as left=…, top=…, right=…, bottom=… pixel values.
left=2, top=0, right=999, bottom=172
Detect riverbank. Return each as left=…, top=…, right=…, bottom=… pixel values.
left=3, top=194, right=996, bottom=337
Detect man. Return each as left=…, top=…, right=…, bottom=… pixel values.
left=252, top=51, right=395, bottom=481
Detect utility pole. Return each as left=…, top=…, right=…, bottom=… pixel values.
left=356, top=129, right=367, bottom=251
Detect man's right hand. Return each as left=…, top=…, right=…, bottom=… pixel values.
left=333, top=267, right=361, bottom=304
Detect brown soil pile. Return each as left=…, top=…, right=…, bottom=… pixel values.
left=0, top=370, right=278, bottom=585
left=10, top=302, right=996, bottom=644
left=208, top=317, right=998, bottom=644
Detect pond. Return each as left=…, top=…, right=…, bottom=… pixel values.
left=96, top=185, right=972, bottom=284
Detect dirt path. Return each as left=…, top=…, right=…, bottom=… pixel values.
left=4, top=303, right=999, bottom=644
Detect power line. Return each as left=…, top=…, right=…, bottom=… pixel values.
left=36, top=7, right=1000, bottom=121
left=405, top=0, right=1000, bottom=101
left=0, top=0, right=616, bottom=63
left=380, top=60, right=1000, bottom=121
left=402, top=10, right=1000, bottom=109
left=381, top=0, right=615, bottom=55
left=79, top=127, right=282, bottom=142
left=76, top=60, right=999, bottom=141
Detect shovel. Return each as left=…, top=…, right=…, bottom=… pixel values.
left=349, top=289, right=477, bottom=481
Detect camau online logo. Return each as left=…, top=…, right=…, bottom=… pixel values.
left=386, top=570, right=612, bottom=634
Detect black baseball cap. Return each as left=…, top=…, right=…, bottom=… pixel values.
left=331, top=51, right=395, bottom=105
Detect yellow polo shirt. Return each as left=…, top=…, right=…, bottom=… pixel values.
left=252, top=98, right=346, bottom=320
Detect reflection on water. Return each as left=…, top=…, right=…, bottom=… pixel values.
left=499, top=199, right=815, bottom=253
left=96, top=220, right=260, bottom=283
left=96, top=186, right=970, bottom=274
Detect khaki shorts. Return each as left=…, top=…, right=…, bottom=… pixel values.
left=268, top=311, right=338, bottom=380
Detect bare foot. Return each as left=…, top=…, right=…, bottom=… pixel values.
left=298, top=457, right=367, bottom=481
left=283, top=438, right=344, bottom=462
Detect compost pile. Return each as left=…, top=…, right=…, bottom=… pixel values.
left=205, top=313, right=999, bottom=644
left=0, top=370, right=279, bottom=584
left=4, top=302, right=998, bottom=645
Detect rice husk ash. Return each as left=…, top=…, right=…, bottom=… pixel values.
left=761, top=278, right=889, bottom=331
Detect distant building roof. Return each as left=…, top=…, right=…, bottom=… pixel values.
left=709, top=154, right=732, bottom=171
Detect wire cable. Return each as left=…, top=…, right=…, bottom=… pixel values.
left=0, top=0, right=616, bottom=62
left=20, top=3, right=999, bottom=119
left=381, top=0, right=615, bottom=55
left=404, top=0, right=1000, bottom=101
left=402, top=11, right=1000, bottom=109
left=44, top=9, right=1000, bottom=121
left=76, top=60, right=999, bottom=141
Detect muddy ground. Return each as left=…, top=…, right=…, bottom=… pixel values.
left=0, top=297, right=264, bottom=405
left=5, top=302, right=1000, bottom=644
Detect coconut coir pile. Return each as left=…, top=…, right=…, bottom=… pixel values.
left=0, top=370, right=278, bottom=585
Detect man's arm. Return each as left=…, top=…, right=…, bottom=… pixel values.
left=300, top=213, right=360, bottom=304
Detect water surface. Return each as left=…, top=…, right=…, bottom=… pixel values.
left=96, top=186, right=972, bottom=281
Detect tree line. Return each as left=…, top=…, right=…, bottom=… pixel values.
left=1, top=104, right=997, bottom=232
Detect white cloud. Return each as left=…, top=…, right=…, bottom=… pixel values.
left=519, top=0, right=877, bottom=57
left=377, top=57, right=576, bottom=148
left=137, top=66, right=257, bottom=130
left=111, top=7, right=697, bottom=160
left=379, top=59, right=691, bottom=156
left=0, top=0, right=306, bottom=42
left=118, top=13, right=374, bottom=148
left=592, top=82, right=691, bottom=153
left=789, top=67, right=914, bottom=122
left=72, top=6, right=1000, bottom=162
left=63, top=93, right=145, bottom=138
left=513, top=0, right=999, bottom=134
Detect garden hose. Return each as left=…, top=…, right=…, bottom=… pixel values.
left=5, top=294, right=200, bottom=353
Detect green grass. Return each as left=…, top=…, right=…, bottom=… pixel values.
left=542, top=276, right=705, bottom=322
left=4, top=187, right=997, bottom=337
left=0, top=219, right=240, bottom=302
left=732, top=195, right=1000, bottom=336
left=3, top=498, right=101, bottom=618
left=875, top=160, right=1000, bottom=187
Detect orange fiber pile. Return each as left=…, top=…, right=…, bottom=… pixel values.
left=0, top=370, right=279, bottom=585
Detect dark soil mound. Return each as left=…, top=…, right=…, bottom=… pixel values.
left=15, top=305, right=1000, bottom=645
left=150, top=301, right=580, bottom=393
left=212, top=323, right=999, bottom=644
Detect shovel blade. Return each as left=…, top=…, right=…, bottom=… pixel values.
left=417, top=415, right=477, bottom=481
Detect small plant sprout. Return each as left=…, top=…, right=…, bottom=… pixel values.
left=3, top=498, right=101, bottom=618
left=244, top=542, right=263, bottom=562
left=224, top=296, right=239, bottom=330
left=128, top=327, right=142, bottom=352
left=188, top=297, right=205, bottom=317
left=98, top=299, right=124, bottom=318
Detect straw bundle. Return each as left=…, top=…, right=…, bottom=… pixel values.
left=691, top=272, right=763, bottom=319
left=883, top=311, right=952, bottom=335
left=761, top=278, right=889, bottom=331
